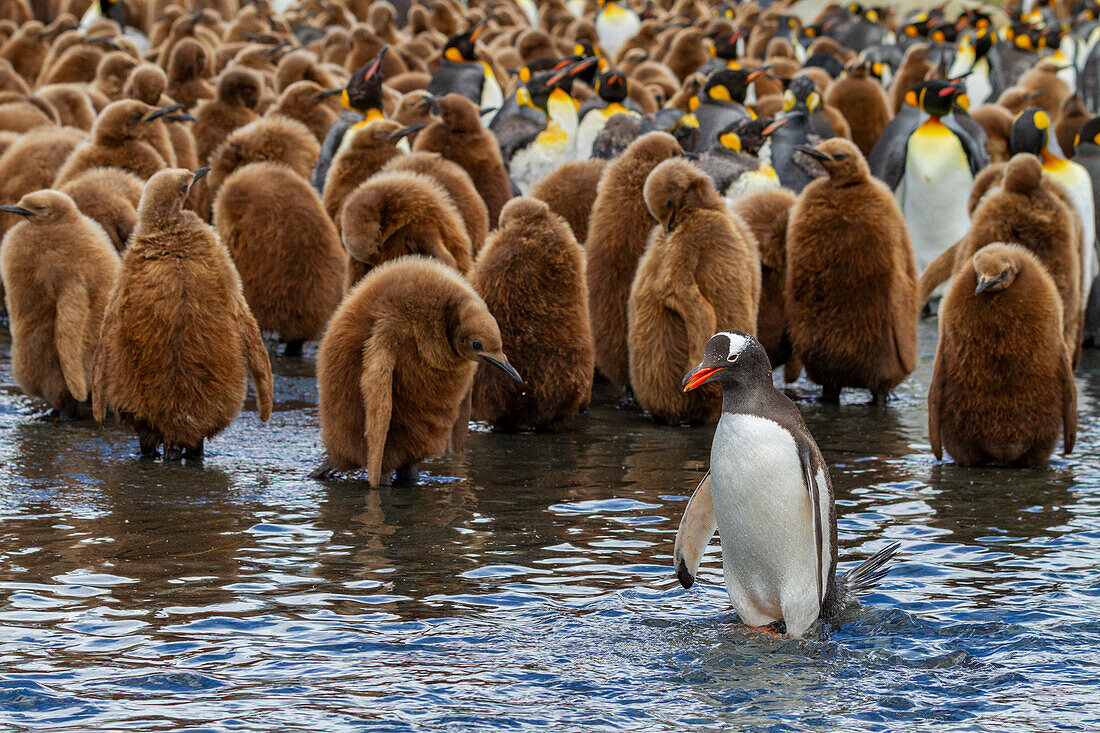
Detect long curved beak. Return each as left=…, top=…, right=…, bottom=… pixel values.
left=418, top=94, right=440, bottom=114
left=144, top=103, right=184, bottom=121
left=761, top=117, right=790, bottom=135
left=389, top=124, right=425, bottom=140
left=316, top=87, right=343, bottom=99
left=682, top=364, right=721, bottom=392
left=189, top=167, right=210, bottom=192
left=0, top=205, right=35, bottom=217
left=796, top=144, right=832, bottom=161
left=366, top=44, right=389, bottom=77
left=480, top=353, right=522, bottom=385
left=165, top=113, right=198, bottom=123
left=975, top=273, right=1008, bottom=294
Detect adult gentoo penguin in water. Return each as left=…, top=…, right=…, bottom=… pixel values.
left=675, top=331, right=899, bottom=637
left=427, top=20, right=503, bottom=127
left=311, top=46, right=388, bottom=193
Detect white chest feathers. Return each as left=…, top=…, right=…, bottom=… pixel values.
left=709, top=412, right=830, bottom=637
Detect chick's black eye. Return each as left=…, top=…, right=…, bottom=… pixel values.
left=833, top=153, right=848, bottom=161
left=470, top=339, right=483, bottom=351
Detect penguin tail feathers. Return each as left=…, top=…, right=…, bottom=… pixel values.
left=836, top=541, right=900, bottom=598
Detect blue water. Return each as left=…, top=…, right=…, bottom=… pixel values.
left=0, top=320, right=1098, bottom=731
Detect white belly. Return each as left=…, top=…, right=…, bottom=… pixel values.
left=1046, top=163, right=1099, bottom=301
left=709, top=413, right=827, bottom=636
left=900, top=125, right=974, bottom=273
left=596, top=11, right=640, bottom=59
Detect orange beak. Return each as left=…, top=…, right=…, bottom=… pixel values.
left=682, top=367, right=722, bottom=392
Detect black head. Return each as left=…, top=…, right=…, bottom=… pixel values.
left=710, top=30, right=743, bottom=61
left=916, top=79, right=963, bottom=118
left=781, top=75, right=821, bottom=114
left=703, top=67, right=767, bottom=105
left=344, top=45, right=387, bottom=113
left=1076, top=116, right=1100, bottom=150
left=1011, top=107, right=1051, bottom=155
left=682, top=331, right=773, bottom=393
left=595, top=68, right=628, bottom=103
left=444, top=19, right=488, bottom=63
left=99, top=0, right=126, bottom=28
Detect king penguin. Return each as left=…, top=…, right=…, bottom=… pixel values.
left=1068, top=115, right=1100, bottom=347
left=947, top=26, right=1003, bottom=107
left=574, top=68, right=642, bottom=160
left=595, top=0, right=641, bottom=61
left=675, top=330, right=899, bottom=638
left=311, top=45, right=389, bottom=193
left=877, top=80, right=987, bottom=279
left=427, top=19, right=503, bottom=127
left=1012, top=107, right=1098, bottom=310
left=687, top=68, right=768, bottom=153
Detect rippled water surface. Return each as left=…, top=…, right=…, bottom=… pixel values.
left=0, top=320, right=1098, bottom=732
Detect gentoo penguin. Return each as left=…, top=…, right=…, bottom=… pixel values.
left=876, top=80, right=987, bottom=279
left=311, top=45, right=389, bottom=193
left=595, top=0, right=640, bottom=60
left=1012, top=108, right=1098, bottom=306
left=426, top=20, right=502, bottom=127
left=786, top=139, right=918, bottom=404
left=1069, top=116, right=1100, bottom=346
left=675, top=330, right=899, bottom=637
left=930, top=243, right=1076, bottom=467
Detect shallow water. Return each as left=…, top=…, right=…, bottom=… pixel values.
left=0, top=319, right=1097, bottom=732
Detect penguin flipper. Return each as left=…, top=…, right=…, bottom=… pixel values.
left=493, top=115, right=543, bottom=163
left=1060, top=346, right=1077, bottom=456
left=673, top=471, right=716, bottom=589
left=946, top=115, right=990, bottom=176
left=222, top=248, right=273, bottom=420
left=91, top=284, right=121, bottom=425
left=450, top=382, right=472, bottom=453
left=797, top=441, right=826, bottom=607
left=360, top=337, right=396, bottom=489
left=54, top=285, right=91, bottom=402
left=918, top=238, right=962, bottom=305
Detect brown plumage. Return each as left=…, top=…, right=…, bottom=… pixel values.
left=889, top=44, right=932, bottom=114
left=0, top=190, right=119, bottom=416
left=213, top=161, right=345, bottom=353
left=273, top=49, right=340, bottom=94
left=124, top=63, right=168, bottom=106
left=166, top=38, right=215, bottom=111
left=93, top=168, right=273, bottom=460
left=0, top=20, right=49, bottom=83
left=0, top=94, right=58, bottom=133
left=59, top=167, right=143, bottom=251
left=320, top=118, right=408, bottom=230
left=663, top=28, right=709, bottom=82
left=0, top=127, right=85, bottom=229
left=929, top=243, right=1076, bottom=466
left=1018, top=61, right=1071, bottom=123
left=628, top=158, right=760, bottom=423
left=206, top=115, right=320, bottom=211
left=412, top=92, right=512, bottom=225
left=997, top=85, right=1044, bottom=116
left=786, top=138, right=918, bottom=403
left=920, top=153, right=1082, bottom=362
left=339, top=170, right=473, bottom=290
left=269, top=80, right=340, bottom=143
left=381, top=151, right=489, bottom=254
left=193, top=67, right=262, bottom=166
left=585, top=131, right=683, bottom=392
left=969, top=104, right=1014, bottom=163
left=92, top=50, right=139, bottom=101
left=729, top=187, right=799, bottom=376
left=824, top=60, right=892, bottom=157
left=1056, top=94, right=1089, bottom=157
left=35, top=83, right=97, bottom=130
left=38, top=41, right=106, bottom=87
left=471, top=197, right=593, bottom=429
left=314, top=255, right=519, bottom=486
left=54, top=100, right=173, bottom=186
left=529, top=158, right=607, bottom=245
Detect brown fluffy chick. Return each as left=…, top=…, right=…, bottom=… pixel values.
left=206, top=114, right=321, bottom=210
left=93, top=168, right=273, bottom=460
left=193, top=67, right=262, bottom=167
left=786, top=138, right=918, bottom=403
left=888, top=44, right=933, bottom=114
left=0, top=94, right=58, bottom=133
left=340, top=170, right=473, bottom=290
left=320, top=118, right=413, bottom=230
left=969, top=104, right=1014, bottom=163
left=921, top=153, right=1082, bottom=362
left=930, top=243, right=1076, bottom=467
left=269, top=80, right=340, bottom=143
left=0, top=190, right=120, bottom=417
left=1056, top=94, right=1089, bottom=157
left=54, top=100, right=179, bottom=185
left=628, top=158, right=761, bottom=424
left=1018, top=61, right=1071, bottom=124
left=166, top=38, right=215, bottom=111
left=729, top=187, right=800, bottom=378
left=35, top=83, right=97, bottom=130
left=274, top=49, right=341, bottom=95
left=412, top=92, right=512, bottom=225
left=585, top=132, right=683, bottom=393
left=825, top=60, right=892, bottom=158
left=0, top=20, right=49, bottom=83
left=92, top=50, right=139, bottom=101
left=214, top=161, right=345, bottom=355
left=471, top=198, right=593, bottom=430
left=530, top=158, right=607, bottom=245
left=381, top=151, right=489, bottom=254
left=313, top=255, right=521, bottom=486
left=59, top=167, right=143, bottom=251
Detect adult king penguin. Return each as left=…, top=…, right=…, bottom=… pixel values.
left=595, top=0, right=640, bottom=60
left=675, top=331, right=899, bottom=638
left=877, top=80, right=987, bottom=278
left=427, top=20, right=503, bottom=127
left=311, top=46, right=389, bottom=194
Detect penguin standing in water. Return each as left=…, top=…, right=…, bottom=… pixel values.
left=877, top=80, right=987, bottom=278
left=311, top=46, right=389, bottom=194
left=595, top=0, right=640, bottom=60
left=1012, top=108, right=1098, bottom=308
left=427, top=20, right=502, bottom=127
left=675, top=330, right=899, bottom=638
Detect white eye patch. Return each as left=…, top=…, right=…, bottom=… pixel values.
left=722, top=331, right=748, bottom=361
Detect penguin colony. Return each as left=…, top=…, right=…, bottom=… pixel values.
left=0, top=0, right=1098, bottom=637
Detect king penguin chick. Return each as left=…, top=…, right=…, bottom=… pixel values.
left=586, top=132, right=683, bottom=394
left=0, top=190, right=120, bottom=418
left=312, top=256, right=522, bottom=486
left=471, top=197, right=593, bottom=430
left=413, top=93, right=512, bottom=226
left=321, top=118, right=419, bottom=231
left=339, top=170, right=473, bottom=290
left=213, top=161, right=345, bottom=357
left=930, top=243, right=1076, bottom=467
left=93, top=168, right=273, bottom=461
left=54, top=100, right=181, bottom=185
left=193, top=68, right=263, bottom=167
left=675, top=329, right=900, bottom=637
left=529, top=158, right=608, bottom=244
left=786, top=139, right=918, bottom=404
left=628, top=158, right=760, bottom=424
left=824, top=59, right=892, bottom=157
left=58, top=166, right=143, bottom=251
left=206, top=115, right=321, bottom=209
